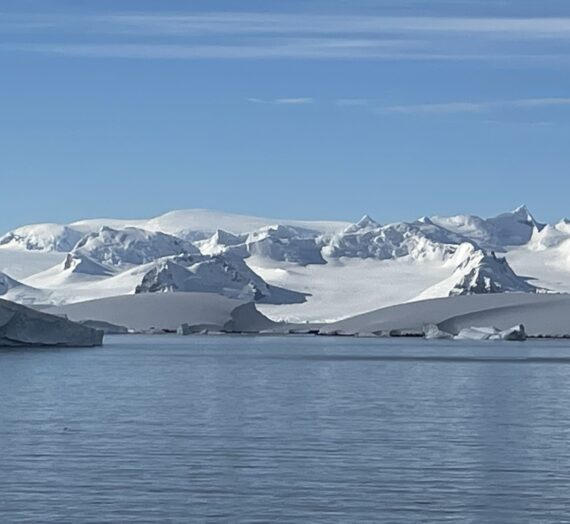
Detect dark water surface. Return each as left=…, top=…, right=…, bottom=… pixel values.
left=2, top=335, right=570, bottom=523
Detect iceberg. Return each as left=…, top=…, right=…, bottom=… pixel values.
left=454, top=324, right=527, bottom=341
left=423, top=323, right=454, bottom=340
left=0, top=299, right=103, bottom=347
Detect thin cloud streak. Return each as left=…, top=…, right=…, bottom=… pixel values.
left=248, top=97, right=315, bottom=105
left=379, top=97, right=570, bottom=114
left=5, top=42, right=569, bottom=62
left=4, top=13, right=570, bottom=38
left=250, top=96, right=570, bottom=115
left=3, top=11, right=570, bottom=64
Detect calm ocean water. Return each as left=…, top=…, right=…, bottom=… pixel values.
left=1, top=335, right=570, bottom=523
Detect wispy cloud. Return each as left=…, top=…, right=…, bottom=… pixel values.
left=250, top=96, right=570, bottom=121
left=381, top=101, right=484, bottom=114
left=379, top=97, right=570, bottom=114
left=248, top=97, right=315, bottom=105
left=3, top=40, right=433, bottom=60
left=2, top=12, right=570, bottom=62
left=275, top=98, right=315, bottom=105
left=8, top=13, right=568, bottom=38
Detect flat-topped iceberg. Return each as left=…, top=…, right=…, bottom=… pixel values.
left=0, top=299, right=103, bottom=347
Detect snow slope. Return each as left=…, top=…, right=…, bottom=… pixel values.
left=0, top=247, right=66, bottom=280
left=252, top=255, right=457, bottom=323
left=323, top=293, right=570, bottom=336
left=68, top=209, right=347, bottom=238
left=0, top=272, right=51, bottom=305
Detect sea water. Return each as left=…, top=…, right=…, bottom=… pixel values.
left=1, top=335, right=570, bottom=523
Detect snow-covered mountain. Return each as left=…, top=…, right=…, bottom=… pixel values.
left=0, top=224, right=83, bottom=252
left=133, top=254, right=307, bottom=304
left=415, top=247, right=539, bottom=300
left=72, top=226, right=200, bottom=267
left=200, top=225, right=325, bottom=265
left=322, top=215, right=468, bottom=261
left=431, top=205, right=542, bottom=250
left=0, top=206, right=568, bottom=321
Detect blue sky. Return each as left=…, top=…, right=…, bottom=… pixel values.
left=1, top=0, right=569, bottom=232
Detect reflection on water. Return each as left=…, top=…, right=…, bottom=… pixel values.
left=1, top=335, right=570, bottom=523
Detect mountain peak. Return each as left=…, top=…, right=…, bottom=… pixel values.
left=511, top=204, right=537, bottom=223
left=355, top=215, right=380, bottom=229
left=512, top=204, right=530, bottom=214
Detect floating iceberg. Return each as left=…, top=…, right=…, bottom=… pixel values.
left=454, top=324, right=527, bottom=341
left=423, top=323, right=454, bottom=340
left=0, top=299, right=103, bottom=347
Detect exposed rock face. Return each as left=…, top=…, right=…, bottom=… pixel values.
left=415, top=246, right=538, bottom=300
left=134, top=254, right=269, bottom=300
left=0, top=299, right=103, bottom=347
left=447, top=250, right=537, bottom=296
left=133, top=254, right=307, bottom=305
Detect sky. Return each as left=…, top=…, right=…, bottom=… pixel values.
left=1, top=0, right=569, bottom=232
